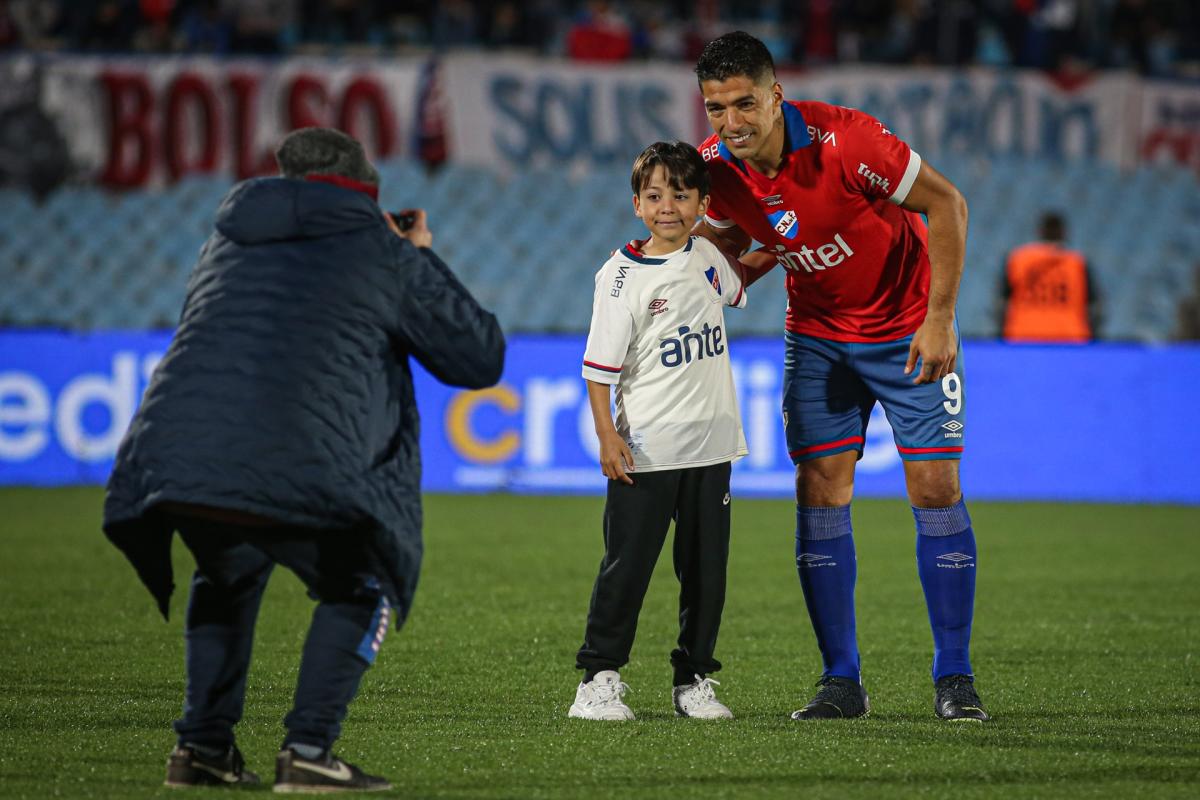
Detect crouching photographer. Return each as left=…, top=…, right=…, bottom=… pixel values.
left=103, top=128, right=505, bottom=792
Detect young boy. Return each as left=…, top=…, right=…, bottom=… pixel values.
left=569, top=141, right=756, bottom=721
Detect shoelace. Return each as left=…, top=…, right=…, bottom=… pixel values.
left=939, top=676, right=980, bottom=704
left=810, top=676, right=859, bottom=705
left=691, top=677, right=721, bottom=702
left=591, top=680, right=631, bottom=706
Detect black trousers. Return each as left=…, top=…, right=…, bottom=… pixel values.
left=169, top=516, right=394, bottom=752
left=575, top=461, right=732, bottom=683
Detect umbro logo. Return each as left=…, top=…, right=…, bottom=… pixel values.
left=797, top=553, right=836, bottom=568
left=649, top=298, right=669, bottom=316
left=936, top=552, right=975, bottom=569
left=941, top=420, right=964, bottom=432
left=762, top=194, right=784, bottom=206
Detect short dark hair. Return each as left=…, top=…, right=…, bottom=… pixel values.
left=695, top=31, right=776, bottom=87
left=1039, top=211, right=1066, bottom=242
left=630, top=141, right=710, bottom=197
left=275, top=127, right=380, bottom=186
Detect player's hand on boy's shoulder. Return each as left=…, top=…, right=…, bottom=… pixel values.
left=597, top=430, right=635, bottom=485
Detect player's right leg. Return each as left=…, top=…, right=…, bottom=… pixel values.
left=782, top=332, right=872, bottom=720
left=572, top=470, right=679, bottom=720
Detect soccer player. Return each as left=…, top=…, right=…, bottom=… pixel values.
left=569, top=141, right=756, bottom=721
left=693, top=31, right=990, bottom=722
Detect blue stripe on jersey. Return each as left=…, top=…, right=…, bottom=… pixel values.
left=717, top=103, right=813, bottom=172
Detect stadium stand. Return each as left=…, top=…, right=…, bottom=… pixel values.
left=1, top=157, right=1197, bottom=340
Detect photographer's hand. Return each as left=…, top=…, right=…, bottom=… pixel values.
left=386, top=208, right=433, bottom=249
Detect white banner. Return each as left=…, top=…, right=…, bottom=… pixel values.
left=1136, top=81, right=1200, bottom=174
left=442, top=54, right=704, bottom=177
left=444, top=58, right=1146, bottom=174
left=18, top=54, right=427, bottom=187
left=777, top=67, right=1137, bottom=169
left=5, top=54, right=1198, bottom=186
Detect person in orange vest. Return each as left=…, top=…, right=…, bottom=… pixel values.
left=1000, top=212, right=1100, bottom=342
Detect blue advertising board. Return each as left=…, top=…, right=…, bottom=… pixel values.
left=1, top=329, right=1198, bottom=503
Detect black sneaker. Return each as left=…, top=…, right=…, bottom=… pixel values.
left=790, top=676, right=870, bottom=719
left=273, top=748, right=391, bottom=794
left=164, top=744, right=260, bottom=787
left=935, top=674, right=991, bottom=721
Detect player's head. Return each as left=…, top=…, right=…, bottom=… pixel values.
left=695, top=32, right=785, bottom=165
left=1038, top=211, right=1066, bottom=243
left=695, top=30, right=776, bottom=87
left=276, top=127, right=380, bottom=189
left=630, top=141, right=710, bottom=249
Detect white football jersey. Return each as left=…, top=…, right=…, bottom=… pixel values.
left=582, top=235, right=748, bottom=472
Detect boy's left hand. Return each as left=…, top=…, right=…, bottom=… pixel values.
left=598, top=430, right=635, bottom=485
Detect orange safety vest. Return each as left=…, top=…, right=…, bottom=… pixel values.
left=1002, top=242, right=1091, bottom=342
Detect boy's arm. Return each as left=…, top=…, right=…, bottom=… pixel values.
left=586, top=380, right=634, bottom=485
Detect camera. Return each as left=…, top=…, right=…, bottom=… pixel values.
left=392, top=211, right=417, bottom=232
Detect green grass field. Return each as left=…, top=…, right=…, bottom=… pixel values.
left=1, top=488, right=1198, bottom=798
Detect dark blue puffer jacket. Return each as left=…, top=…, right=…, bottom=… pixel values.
left=103, top=177, right=505, bottom=620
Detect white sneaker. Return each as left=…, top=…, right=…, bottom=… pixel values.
left=568, top=670, right=635, bottom=720
left=673, top=675, right=733, bottom=719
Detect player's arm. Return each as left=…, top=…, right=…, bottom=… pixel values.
left=586, top=380, right=634, bottom=484
left=695, top=218, right=776, bottom=287
left=737, top=248, right=778, bottom=287
left=695, top=216, right=751, bottom=260
left=898, top=162, right=968, bottom=384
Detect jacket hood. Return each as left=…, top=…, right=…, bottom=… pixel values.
left=214, top=177, right=382, bottom=245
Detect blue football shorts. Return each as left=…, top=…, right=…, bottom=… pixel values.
left=782, top=329, right=966, bottom=464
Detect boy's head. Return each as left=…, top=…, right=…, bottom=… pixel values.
left=630, top=141, right=710, bottom=250
left=695, top=32, right=785, bottom=164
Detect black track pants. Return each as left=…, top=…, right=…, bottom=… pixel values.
left=575, top=461, right=732, bottom=681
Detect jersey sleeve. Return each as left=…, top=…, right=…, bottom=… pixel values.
left=839, top=109, right=922, bottom=206
left=704, top=195, right=737, bottom=229
left=582, top=266, right=633, bottom=385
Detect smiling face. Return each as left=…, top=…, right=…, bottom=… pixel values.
left=633, top=165, right=709, bottom=254
left=699, top=74, right=786, bottom=173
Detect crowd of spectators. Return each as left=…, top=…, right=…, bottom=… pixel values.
left=0, top=0, right=1196, bottom=77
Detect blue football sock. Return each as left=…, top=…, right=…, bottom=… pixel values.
left=796, top=505, right=860, bottom=683
left=913, top=499, right=976, bottom=681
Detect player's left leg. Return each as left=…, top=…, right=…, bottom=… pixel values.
left=857, top=333, right=990, bottom=721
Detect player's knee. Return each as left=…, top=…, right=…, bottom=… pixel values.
left=904, top=460, right=961, bottom=508
left=794, top=454, right=856, bottom=506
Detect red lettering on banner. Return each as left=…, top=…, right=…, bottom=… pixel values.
left=164, top=73, right=219, bottom=180
left=1141, top=129, right=1199, bottom=173
left=227, top=73, right=277, bottom=179
left=100, top=72, right=155, bottom=188
left=338, top=77, right=395, bottom=157
left=94, top=67, right=403, bottom=187
left=288, top=74, right=330, bottom=130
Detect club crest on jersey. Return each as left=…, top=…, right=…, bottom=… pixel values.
left=704, top=266, right=722, bottom=296
left=767, top=209, right=799, bottom=239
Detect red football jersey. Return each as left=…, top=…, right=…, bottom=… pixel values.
left=700, top=100, right=930, bottom=342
